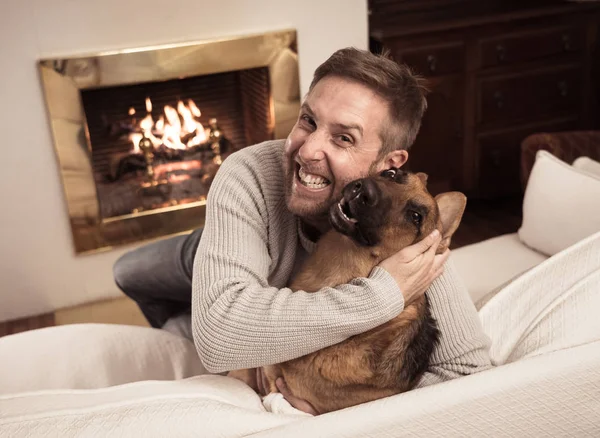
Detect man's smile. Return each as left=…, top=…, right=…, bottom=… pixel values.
left=295, top=163, right=331, bottom=191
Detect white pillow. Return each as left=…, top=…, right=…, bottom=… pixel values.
left=573, top=156, right=600, bottom=179
left=518, top=150, right=600, bottom=256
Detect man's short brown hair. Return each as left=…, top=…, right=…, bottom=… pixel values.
left=309, top=47, right=428, bottom=159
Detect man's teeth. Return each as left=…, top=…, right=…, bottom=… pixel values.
left=299, top=167, right=330, bottom=189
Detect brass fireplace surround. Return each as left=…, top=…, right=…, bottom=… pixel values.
left=39, top=29, right=299, bottom=254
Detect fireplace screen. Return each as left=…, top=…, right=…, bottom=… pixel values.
left=38, top=30, right=299, bottom=254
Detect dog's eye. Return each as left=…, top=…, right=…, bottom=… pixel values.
left=409, top=211, right=422, bottom=226
left=381, top=169, right=396, bottom=179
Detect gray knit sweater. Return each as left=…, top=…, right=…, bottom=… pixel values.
left=192, top=140, right=492, bottom=386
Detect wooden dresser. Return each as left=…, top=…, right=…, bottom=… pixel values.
left=369, top=0, right=600, bottom=198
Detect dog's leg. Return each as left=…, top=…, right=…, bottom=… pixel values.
left=262, top=364, right=283, bottom=393
left=227, top=368, right=259, bottom=392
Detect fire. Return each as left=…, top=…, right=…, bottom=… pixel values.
left=129, top=97, right=208, bottom=153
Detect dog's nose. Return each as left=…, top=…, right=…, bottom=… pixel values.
left=349, top=178, right=378, bottom=207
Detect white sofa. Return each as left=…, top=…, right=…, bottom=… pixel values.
left=1, top=229, right=599, bottom=437
left=453, top=232, right=548, bottom=305
left=1, top=152, right=600, bottom=437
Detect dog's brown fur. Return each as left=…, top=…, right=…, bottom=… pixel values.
left=229, top=169, right=466, bottom=414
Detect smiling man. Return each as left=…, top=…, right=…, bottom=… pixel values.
left=115, top=48, right=491, bottom=413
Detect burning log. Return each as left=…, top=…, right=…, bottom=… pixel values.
left=106, top=152, right=147, bottom=182
left=102, top=96, right=235, bottom=183
left=104, top=117, right=139, bottom=139
left=180, top=130, right=199, bottom=146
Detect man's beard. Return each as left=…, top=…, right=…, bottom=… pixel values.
left=283, top=157, right=335, bottom=221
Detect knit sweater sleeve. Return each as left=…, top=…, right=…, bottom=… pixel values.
left=191, top=148, right=404, bottom=373
left=417, top=257, right=493, bottom=387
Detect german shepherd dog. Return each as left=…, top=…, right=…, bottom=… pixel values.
left=229, top=168, right=467, bottom=414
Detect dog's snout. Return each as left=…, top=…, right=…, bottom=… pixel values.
left=349, top=178, right=378, bottom=207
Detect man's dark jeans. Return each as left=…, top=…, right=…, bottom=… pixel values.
left=113, top=228, right=204, bottom=328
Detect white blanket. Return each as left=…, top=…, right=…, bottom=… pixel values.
left=2, top=232, right=600, bottom=437
left=480, top=230, right=600, bottom=364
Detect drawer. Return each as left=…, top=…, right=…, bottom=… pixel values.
left=480, top=26, right=584, bottom=69
left=477, top=119, right=579, bottom=197
left=478, top=66, right=581, bottom=126
left=391, top=41, right=465, bottom=76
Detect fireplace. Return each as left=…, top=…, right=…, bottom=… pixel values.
left=82, top=67, right=272, bottom=219
left=38, top=30, right=299, bottom=254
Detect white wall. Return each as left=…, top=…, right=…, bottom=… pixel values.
left=0, top=0, right=368, bottom=321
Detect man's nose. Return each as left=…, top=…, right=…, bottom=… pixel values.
left=348, top=178, right=379, bottom=207
left=298, top=131, right=326, bottom=162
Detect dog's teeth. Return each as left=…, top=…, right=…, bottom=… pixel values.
left=338, top=202, right=348, bottom=220
left=338, top=202, right=358, bottom=224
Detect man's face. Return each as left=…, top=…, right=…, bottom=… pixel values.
left=283, top=76, right=399, bottom=227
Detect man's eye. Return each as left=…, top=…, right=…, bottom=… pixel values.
left=339, top=135, right=352, bottom=143
left=300, top=114, right=316, bottom=127
left=409, top=210, right=422, bottom=225
left=381, top=169, right=396, bottom=178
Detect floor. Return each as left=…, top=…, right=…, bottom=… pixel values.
left=0, top=297, right=149, bottom=338
left=451, top=195, right=523, bottom=249
left=0, top=195, right=523, bottom=338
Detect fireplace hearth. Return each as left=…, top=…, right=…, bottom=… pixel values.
left=39, top=30, right=299, bottom=254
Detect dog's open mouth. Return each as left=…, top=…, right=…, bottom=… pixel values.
left=338, top=199, right=358, bottom=225
left=330, top=198, right=358, bottom=236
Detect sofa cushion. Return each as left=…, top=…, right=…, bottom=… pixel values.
left=0, top=324, right=207, bottom=394
left=573, top=156, right=600, bottom=178
left=452, top=233, right=548, bottom=304
left=518, top=150, right=600, bottom=256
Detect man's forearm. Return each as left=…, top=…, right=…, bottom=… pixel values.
left=192, top=264, right=403, bottom=373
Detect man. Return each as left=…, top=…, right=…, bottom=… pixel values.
left=115, top=47, right=491, bottom=412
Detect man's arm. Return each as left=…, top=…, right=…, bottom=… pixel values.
left=191, top=151, right=404, bottom=373
left=417, top=257, right=493, bottom=387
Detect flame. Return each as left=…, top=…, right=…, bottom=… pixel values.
left=140, top=114, right=154, bottom=132
left=188, top=99, right=201, bottom=117
left=128, top=97, right=207, bottom=152
left=130, top=133, right=143, bottom=153
left=155, top=116, right=165, bottom=134
left=128, top=107, right=136, bottom=116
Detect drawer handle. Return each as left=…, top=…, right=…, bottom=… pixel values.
left=427, top=55, right=437, bottom=73
left=496, top=44, right=506, bottom=62
left=562, top=34, right=572, bottom=52
left=493, top=91, right=504, bottom=109
left=558, top=81, right=569, bottom=97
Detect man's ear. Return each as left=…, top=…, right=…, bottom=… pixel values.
left=383, top=149, right=408, bottom=169
left=434, top=192, right=467, bottom=252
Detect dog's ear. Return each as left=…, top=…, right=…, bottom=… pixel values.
left=434, top=192, right=467, bottom=252
left=415, top=172, right=428, bottom=186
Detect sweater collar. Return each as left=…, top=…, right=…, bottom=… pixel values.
left=297, top=219, right=317, bottom=254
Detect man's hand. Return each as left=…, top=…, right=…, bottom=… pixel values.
left=276, top=378, right=318, bottom=415
left=378, top=229, right=450, bottom=305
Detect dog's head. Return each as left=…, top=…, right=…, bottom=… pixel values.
left=329, top=168, right=466, bottom=258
